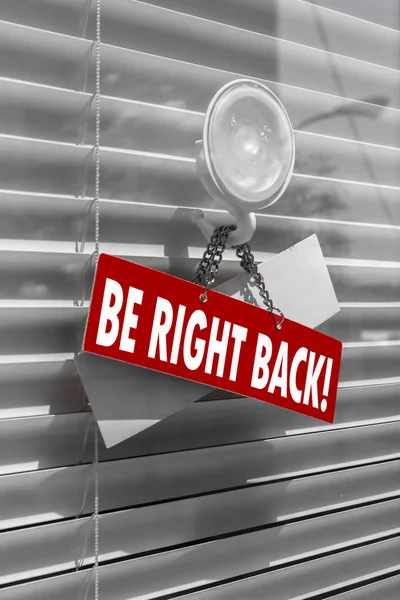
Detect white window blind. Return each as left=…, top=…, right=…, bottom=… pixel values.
left=0, top=0, right=399, bottom=598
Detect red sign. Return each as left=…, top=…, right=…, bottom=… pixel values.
left=83, top=254, right=342, bottom=423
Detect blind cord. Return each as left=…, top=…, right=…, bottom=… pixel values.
left=94, top=0, right=101, bottom=267
left=75, top=1, right=101, bottom=592
left=93, top=2, right=101, bottom=597
left=94, top=419, right=100, bottom=600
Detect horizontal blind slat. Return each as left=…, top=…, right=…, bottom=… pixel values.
left=0, top=416, right=399, bottom=480
left=1, top=200, right=400, bottom=265
left=1, top=17, right=400, bottom=110
left=0, top=329, right=396, bottom=386
left=0, top=361, right=398, bottom=420
left=3, top=109, right=400, bottom=187
left=120, top=0, right=400, bottom=70
left=0, top=360, right=84, bottom=419
left=1, top=174, right=400, bottom=234
left=306, top=0, right=399, bottom=29
left=339, top=345, right=400, bottom=382
left=2, top=459, right=399, bottom=531
left=2, top=76, right=400, bottom=151
left=0, top=134, right=400, bottom=195
left=331, top=573, right=400, bottom=599
left=0, top=304, right=398, bottom=354
left=0, top=21, right=89, bottom=89
left=0, top=0, right=85, bottom=37
left=3, top=0, right=400, bottom=69
left=0, top=498, right=399, bottom=588
left=176, top=538, right=400, bottom=600
left=4, top=0, right=400, bottom=71
left=85, top=1, right=400, bottom=106
left=0, top=250, right=399, bottom=302
left=1, top=384, right=400, bottom=474
left=0, top=537, right=399, bottom=600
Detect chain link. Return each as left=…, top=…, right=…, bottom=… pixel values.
left=235, top=243, right=284, bottom=329
left=193, top=226, right=284, bottom=330
left=192, top=225, right=236, bottom=302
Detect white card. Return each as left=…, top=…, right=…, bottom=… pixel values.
left=215, top=234, right=339, bottom=329
left=75, top=353, right=212, bottom=448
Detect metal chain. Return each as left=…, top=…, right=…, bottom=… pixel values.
left=192, top=225, right=235, bottom=302
left=193, top=226, right=284, bottom=329
left=235, top=243, right=284, bottom=329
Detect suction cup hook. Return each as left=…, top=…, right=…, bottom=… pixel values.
left=194, top=79, right=295, bottom=246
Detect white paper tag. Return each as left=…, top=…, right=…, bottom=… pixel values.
left=76, top=234, right=339, bottom=447
left=75, top=353, right=212, bottom=448
left=215, top=234, right=339, bottom=329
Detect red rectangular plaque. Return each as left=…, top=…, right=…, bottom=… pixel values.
left=83, top=254, right=342, bottom=423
